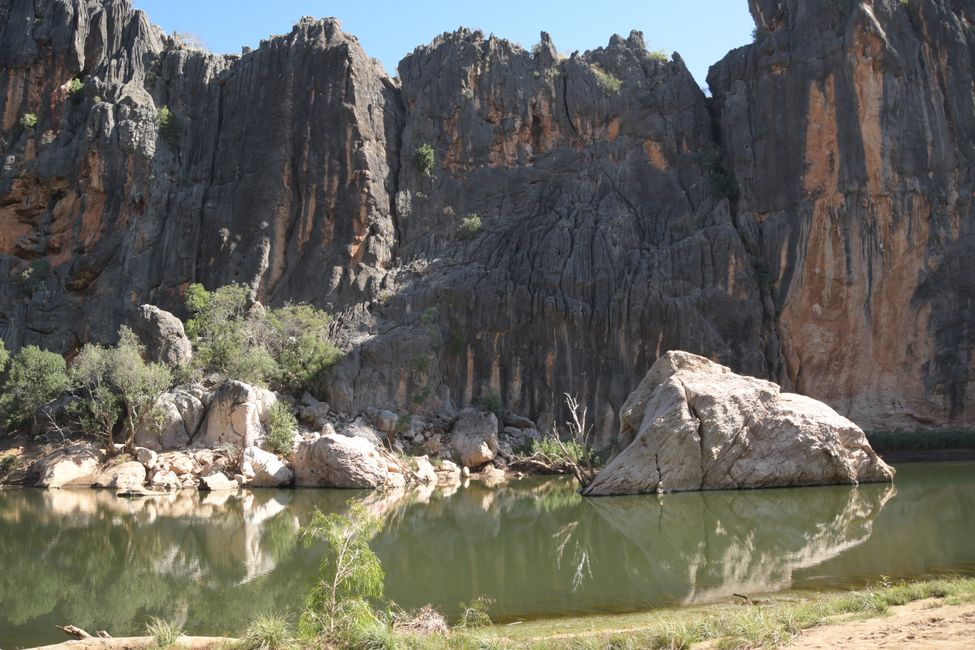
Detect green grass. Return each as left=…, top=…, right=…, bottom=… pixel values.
left=471, top=576, right=975, bottom=649
left=145, top=616, right=184, bottom=649
left=236, top=613, right=297, bottom=650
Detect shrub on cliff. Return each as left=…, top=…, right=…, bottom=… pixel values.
left=414, top=144, right=435, bottom=176
left=157, top=105, right=179, bottom=146
left=0, top=346, right=69, bottom=432
left=185, top=283, right=340, bottom=396
left=69, top=327, right=172, bottom=454
left=0, top=340, right=8, bottom=375
left=20, top=113, right=38, bottom=129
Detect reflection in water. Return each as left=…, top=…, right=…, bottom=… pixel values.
left=2, top=463, right=975, bottom=647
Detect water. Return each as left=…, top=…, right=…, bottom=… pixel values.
left=1, top=461, right=974, bottom=648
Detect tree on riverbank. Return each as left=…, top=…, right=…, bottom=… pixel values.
left=0, top=346, right=69, bottom=432
left=70, top=327, right=172, bottom=454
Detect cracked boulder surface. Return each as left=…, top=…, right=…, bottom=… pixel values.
left=1, top=0, right=974, bottom=446
left=584, top=351, right=895, bottom=495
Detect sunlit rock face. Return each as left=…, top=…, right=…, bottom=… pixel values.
left=584, top=351, right=894, bottom=495
left=2, top=0, right=974, bottom=441
left=708, top=0, right=975, bottom=431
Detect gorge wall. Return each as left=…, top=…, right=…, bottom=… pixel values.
left=1, top=0, right=972, bottom=441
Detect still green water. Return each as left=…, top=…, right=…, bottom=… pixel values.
left=1, top=462, right=974, bottom=647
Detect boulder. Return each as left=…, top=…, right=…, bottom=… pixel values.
left=200, top=472, right=238, bottom=492
left=131, top=305, right=193, bottom=368
left=450, top=409, right=499, bottom=468
left=31, top=444, right=105, bottom=488
left=135, top=447, right=158, bottom=470
left=293, top=433, right=391, bottom=488
left=199, top=380, right=276, bottom=448
left=134, top=396, right=189, bottom=451
left=94, top=461, right=147, bottom=489
left=298, top=399, right=330, bottom=426
left=149, top=470, right=180, bottom=491
left=373, top=410, right=399, bottom=435
left=171, top=389, right=207, bottom=439
left=341, top=418, right=386, bottom=449
left=413, top=455, right=438, bottom=484
left=584, top=351, right=895, bottom=496
left=241, top=446, right=294, bottom=487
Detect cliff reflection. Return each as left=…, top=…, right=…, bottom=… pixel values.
left=4, top=463, right=974, bottom=648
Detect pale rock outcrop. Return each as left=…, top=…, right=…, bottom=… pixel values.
left=413, top=456, right=438, bottom=484
left=584, top=352, right=895, bottom=496
left=200, top=472, right=238, bottom=492
left=341, top=418, right=386, bottom=448
left=373, top=410, right=399, bottom=435
left=293, top=433, right=391, bottom=488
left=450, top=409, right=499, bottom=468
left=436, top=459, right=463, bottom=485
left=135, top=447, right=158, bottom=470
left=149, top=470, right=180, bottom=491
left=31, top=444, right=105, bottom=489
left=94, top=461, right=147, bottom=490
left=131, top=305, right=193, bottom=368
left=134, top=388, right=208, bottom=451
left=199, top=381, right=276, bottom=448
left=241, top=446, right=294, bottom=487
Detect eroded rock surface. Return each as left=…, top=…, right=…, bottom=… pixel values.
left=450, top=409, right=499, bottom=468
left=30, top=443, right=104, bottom=488
left=1, top=0, right=973, bottom=443
left=584, top=351, right=894, bottom=495
left=199, top=380, right=275, bottom=448
left=131, top=304, right=192, bottom=367
left=292, top=432, right=393, bottom=488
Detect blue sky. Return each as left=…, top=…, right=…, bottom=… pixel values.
left=131, top=1, right=755, bottom=87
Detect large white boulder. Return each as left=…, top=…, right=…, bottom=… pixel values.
left=293, top=433, right=391, bottom=488
left=94, top=461, right=147, bottom=490
left=450, top=408, right=498, bottom=468
left=31, top=444, right=105, bottom=488
left=199, top=380, right=276, bottom=448
left=584, top=351, right=895, bottom=496
left=241, top=446, right=294, bottom=487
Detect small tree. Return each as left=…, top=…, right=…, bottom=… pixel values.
left=69, top=344, right=122, bottom=448
left=112, top=328, right=172, bottom=453
left=0, top=346, right=69, bottom=432
left=20, top=113, right=38, bottom=129
left=299, top=503, right=385, bottom=644
left=69, top=328, right=171, bottom=454
left=0, top=339, right=9, bottom=375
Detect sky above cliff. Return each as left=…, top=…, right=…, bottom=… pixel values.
left=131, top=0, right=755, bottom=88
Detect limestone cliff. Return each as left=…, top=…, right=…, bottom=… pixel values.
left=1, top=0, right=972, bottom=440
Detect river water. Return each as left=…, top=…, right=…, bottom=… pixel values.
left=1, top=461, right=973, bottom=647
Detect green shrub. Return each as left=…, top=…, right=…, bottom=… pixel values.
left=185, top=284, right=340, bottom=395
left=458, top=596, right=494, bottom=628
left=157, top=105, right=179, bottom=145
left=458, top=214, right=482, bottom=239
left=20, top=113, right=38, bottom=129
left=590, top=65, right=622, bottom=94
left=68, top=78, right=84, bottom=104
left=237, top=612, right=297, bottom=650
left=299, top=503, right=385, bottom=644
left=414, top=144, right=435, bottom=177
left=265, top=402, right=297, bottom=456
left=0, top=346, right=69, bottom=432
left=0, top=339, right=9, bottom=375
left=648, top=49, right=669, bottom=63
left=145, top=616, right=183, bottom=648
left=264, top=303, right=341, bottom=396
left=70, top=327, right=172, bottom=454
left=461, top=87, right=475, bottom=101
left=478, top=391, right=503, bottom=418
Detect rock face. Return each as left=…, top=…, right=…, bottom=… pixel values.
left=94, top=460, right=147, bottom=489
left=30, top=443, right=104, bottom=488
left=450, top=409, right=499, bottom=468
left=584, top=351, right=895, bottom=496
left=292, top=433, right=392, bottom=488
left=1, top=0, right=973, bottom=443
left=241, top=445, right=293, bottom=487
left=199, top=380, right=275, bottom=448
left=131, top=305, right=192, bottom=367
